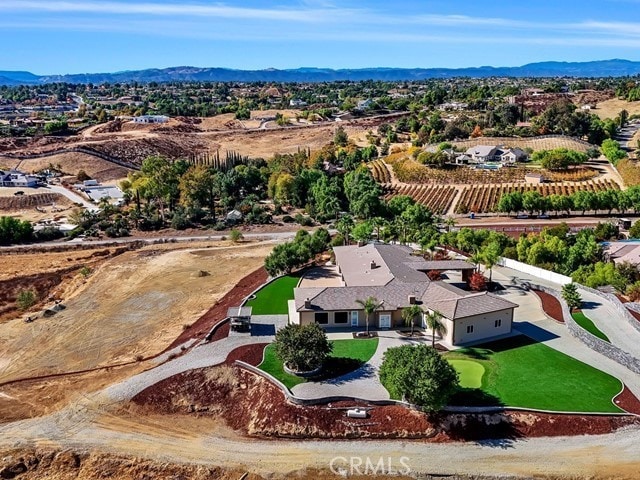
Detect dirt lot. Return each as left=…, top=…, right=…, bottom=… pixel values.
left=594, top=98, right=640, bottom=120
left=13, top=152, right=132, bottom=183
left=0, top=188, right=74, bottom=222
left=0, top=241, right=272, bottom=384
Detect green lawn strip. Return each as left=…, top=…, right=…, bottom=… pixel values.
left=444, top=336, right=623, bottom=413
left=572, top=312, right=610, bottom=342
left=245, top=275, right=300, bottom=315
left=258, top=338, right=379, bottom=391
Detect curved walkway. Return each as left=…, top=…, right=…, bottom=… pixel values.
left=291, top=331, right=429, bottom=401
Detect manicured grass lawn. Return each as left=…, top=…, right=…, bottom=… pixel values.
left=445, top=336, right=623, bottom=413
left=448, top=359, right=484, bottom=389
left=245, top=275, right=300, bottom=315
left=572, top=312, right=610, bottom=342
left=258, top=338, right=379, bottom=390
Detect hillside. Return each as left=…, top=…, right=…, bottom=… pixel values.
left=3, top=59, right=640, bottom=85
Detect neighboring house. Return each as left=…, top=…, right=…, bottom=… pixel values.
left=289, top=99, right=307, bottom=108
left=525, top=172, right=545, bottom=184
left=132, top=115, right=169, bottom=124
left=464, top=145, right=528, bottom=164
left=288, top=244, right=517, bottom=346
left=0, top=170, right=39, bottom=187
left=356, top=99, right=373, bottom=110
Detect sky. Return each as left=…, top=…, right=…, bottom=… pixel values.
left=2, top=0, right=640, bottom=74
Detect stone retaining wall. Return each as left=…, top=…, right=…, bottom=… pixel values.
left=576, top=284, right=640, bottom=335
left=533, top=284, right=640, bottom=375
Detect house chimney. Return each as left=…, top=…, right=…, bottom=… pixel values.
left=370, top=260, right=377, bottom=269
left=408, top=295, right=416, bottom=305
left=304, top=298, right=311, bottom=309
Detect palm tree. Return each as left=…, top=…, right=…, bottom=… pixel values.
left=424, top=311, right=447, bottom=348
left=355, top=296, right=384, bottom=336
left=468, top=251, right=483, bottom=273
left=401, top=304, right=423, bottom=336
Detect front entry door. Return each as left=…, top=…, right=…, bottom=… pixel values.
left=351, top=311, right=359, bottom=327
left=379, top=314, right=391, bottom=329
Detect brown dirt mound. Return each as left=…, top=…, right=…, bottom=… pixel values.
left=167, top=266, right=267, bottom=349
left=224, top=343, right=267, bottom=366
left=90, top=136, right=207, bottom=166
left=0, top=193, right=67, bottom=210
left=133, top=365, right=640, bottom=440
left=0, top=448, right=262, bottom=480
left=614, top=385, right=640, bottom=415
left=0, top=266, right=80, bottom=319
left=532, top=289, right=564, bottom=323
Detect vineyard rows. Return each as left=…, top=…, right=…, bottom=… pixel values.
left=454, top=179, right=621, bottom=214
left=383, top=184, right=457, bottom=214
left=369, top=159, right=392, bottom=183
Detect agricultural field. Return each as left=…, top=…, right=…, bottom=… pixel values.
left=369, top=159, right=392, bottom=183
left=382, top=184, right=458, bottom=214
left=454, top=178, right=620, bottom=214
left=451, top=135, right=593, bottom=153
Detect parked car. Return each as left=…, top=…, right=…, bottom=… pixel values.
left=14, top=191, right=24, bottom=196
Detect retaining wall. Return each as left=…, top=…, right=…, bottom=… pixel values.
left=532, top=284, right=640, bottom=375
left=577, top=284, right=640, bottom=335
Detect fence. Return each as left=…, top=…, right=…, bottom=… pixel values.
left=497, top=257, right=572, bottom=285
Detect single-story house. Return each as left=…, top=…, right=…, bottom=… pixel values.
left=464, top=145, right=528, bottom=164
left=0, top=170, right=39, bottom=188
left=132, top=115, right=169, bottom=124
left=288, top=243, right=517, bottom=346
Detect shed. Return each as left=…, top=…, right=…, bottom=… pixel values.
left=227, top=306, right=252, bottom=332
left=226, top=209, right=243, bottom=223
left=525, top=172, right=545, bottom=184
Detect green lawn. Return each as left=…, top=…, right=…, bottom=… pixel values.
left=445, top=336, right=623, bottom=413
left=245, top=275, right=300, bottom=315
left=448, top=359, right=485, bottom=389
left=572, top=312, right=610, bottom=342
left=258, top=338, right=379, bottom=390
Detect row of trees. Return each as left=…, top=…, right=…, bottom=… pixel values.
left=496, top=187, right=639, bottom=216
left=530, top=148, right=588, bottom=171
left=264, top=229, right=330, bottom=276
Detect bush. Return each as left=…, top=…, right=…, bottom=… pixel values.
left=379, top=344, right=459, bottom=411
left=469, top=272, right=487, bottom=291
left=76, top=169, right=91, bottom=182
left=562, top=283, right=582, bottom=311
left=229, top=229, right=243, bottom=243
left=295, top=213, right=314, bottom=227
left=170, top=212, right=191, bottom=230
left=282, top=215, right=295, bottom=223
left=34, top=226, right=64, bottom=242
left=16, top=289, right=37, bottom=310
left=274, top=323, right=333, bottom=372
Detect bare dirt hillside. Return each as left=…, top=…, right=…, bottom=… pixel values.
left=14, top=152, right=132, bottom=183
left=0, top=241, right=272, bottom=384
left=594, top=98, right=640, bottom=120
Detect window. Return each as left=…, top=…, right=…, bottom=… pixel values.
left=466, top=325, right=474, bottom=334
left=494, top=319, right=502, bottom=328
left=315, top=312, right=328, bottom=324
left=334, top=312, right=348, bottom=324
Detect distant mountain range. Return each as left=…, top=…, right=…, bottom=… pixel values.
left=2, top=59, right=640, bottom=85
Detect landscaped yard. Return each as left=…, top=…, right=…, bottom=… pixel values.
left=445, top=336, right=623, bottom=413
left=245, top=275, right=300, bottom=315
left=572, top=312, right=610, bottom=342
left=448, top=359, right=484, bottom=389
left=259, top=338, right=379, bottom=390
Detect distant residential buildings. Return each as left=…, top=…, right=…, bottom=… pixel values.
left=0, top=170, right=40, bottom=188
left=457, top=145, right=528, bottom=165
left=132, top=115, right=169, bottom=124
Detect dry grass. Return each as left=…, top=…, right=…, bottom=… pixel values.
left=0, top=241, right=273, bottom=384
left=14, top=152, right=131, bottom=183
left=594, top=98, right=640, bottom=120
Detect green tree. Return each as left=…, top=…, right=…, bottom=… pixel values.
left=355, top=296, right=384, bottom=336
left=179, top=165, right=219, bottom=220
left=334, top=125, right=348, bottom=147
left=424, top=311, right=447, bottom=348
left=343, top=168, right=382, bottom=218
left=379, top=344, right=459, bottom=411
left=482, top=241, right=502, bottom=283
left=401, top=304, right=423, bottom=336
left=274, top=323, right=333, bottom=372
left=562, top=283, right=582, bottom=311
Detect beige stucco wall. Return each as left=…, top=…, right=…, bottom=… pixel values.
left=287, top=300, right=299, bottom=326
left=295, top=309, right=402, bottom=329
left=451, top=308, right=514, bottom=345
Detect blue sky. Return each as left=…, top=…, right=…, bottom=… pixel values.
left=1, top=0, right=640, bottom=74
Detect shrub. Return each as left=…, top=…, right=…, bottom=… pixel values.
left=282, top=215, right=295, bottom=223
left=170, top=212, right=191, bottom=230
left=469, top=272, right=487, bottom=291
left=79, top=266, right=92, bottom=277
left=16, top=289, right=37, bottom=310
left=295, top=213, right=314, bottom=227
left=274, top=323, right=333, bottom=372
left=561, top=283, right=582, bottom=311
left=379, top=344, right=459, bottom=411
left=76, top=170, right=91, bottom=182
left=229, top=229, right=243, bottom=243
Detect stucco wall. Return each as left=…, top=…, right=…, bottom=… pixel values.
left=452, top=309, right=513, bottom=345
left=287, top=300, right=299, bottom=325
left=297, top=309, right=403, bottom=330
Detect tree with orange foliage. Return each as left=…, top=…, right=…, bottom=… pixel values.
left=471, top=125, right=483, bottom=138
